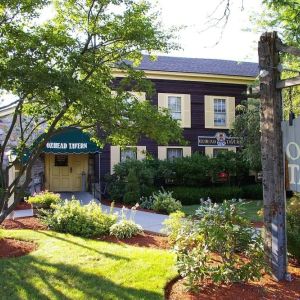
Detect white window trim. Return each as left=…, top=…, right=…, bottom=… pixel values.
left=110, top=145, right=146, bottom=174
left=205, top=146, right=236, bottom=158
left=204, top=95, right=235, bottom=129
left=158, top=93, right=191, bottom=128
left=158, top=146, right=191, bottom=160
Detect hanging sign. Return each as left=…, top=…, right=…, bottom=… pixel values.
left=282, top=117, right=300, bottom=192
left=198, top=132, right=240, bottom=147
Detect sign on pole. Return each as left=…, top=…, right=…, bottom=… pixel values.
left=282, top=116, right=300, bottom=192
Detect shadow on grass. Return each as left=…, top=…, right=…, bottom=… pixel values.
left=37, top=230, right=129, bottom=261
left=0, top=255, right=163, bottom=300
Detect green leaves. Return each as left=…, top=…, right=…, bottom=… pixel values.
left=169, top=199, right=267, bottom=289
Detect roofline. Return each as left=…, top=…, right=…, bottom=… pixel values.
left=113, top=69, right=256, bottom=85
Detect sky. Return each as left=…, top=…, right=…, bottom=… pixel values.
left=156, top=0, right=264, bottom=62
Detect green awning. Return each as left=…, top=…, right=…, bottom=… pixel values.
left=43, top=128, right=100, bottom=154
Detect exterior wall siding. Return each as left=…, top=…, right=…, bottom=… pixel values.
left=98, top=78, right=247, bottom=178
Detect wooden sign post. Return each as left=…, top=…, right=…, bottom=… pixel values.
left=258, top=32, right=287, bottom=280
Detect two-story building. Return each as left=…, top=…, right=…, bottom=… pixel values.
left=1, top=55, right=258, bottom=195
left=98, top=55, right=258, bottom=178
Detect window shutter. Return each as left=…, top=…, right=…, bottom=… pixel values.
left=182, top=146, right=192, bottom=157
left=227, top=97, right=236, bottom=128
left=110, top=146, right=120, bottom=174
left=204, top=96, right=214, bottom=128
left=157, top=146, right=167, bottom=160
left=182, top=95, right=191, bottom=128
left=158, top=93, right=168, bottom=109
left=137, top=146, right=146, bottom=160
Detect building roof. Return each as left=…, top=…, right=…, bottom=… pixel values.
left=136, top=55, right=258, bottom=78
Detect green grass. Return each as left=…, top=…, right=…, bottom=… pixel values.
left=0, top=230, right=177, bottom=300
left=182, top=200, right=263, bottom=222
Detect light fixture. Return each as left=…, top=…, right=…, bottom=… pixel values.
left=259, top=69, right=269, bottom=78
left=6, top=150, right=17, bottom=163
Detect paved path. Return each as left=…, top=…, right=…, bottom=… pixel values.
left=59, top=192, right=168, bottom=234
left=6, top=209, right=34, bottom=219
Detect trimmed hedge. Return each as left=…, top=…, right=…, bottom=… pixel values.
left=165, top=184, right=263, bottom=205
left=241, top=184, right=263, bottom=200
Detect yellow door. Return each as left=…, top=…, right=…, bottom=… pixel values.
left=46, top=154, right=88, bottom=192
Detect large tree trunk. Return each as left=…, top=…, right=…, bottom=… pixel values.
left=259, top=31, right=287, bottom=280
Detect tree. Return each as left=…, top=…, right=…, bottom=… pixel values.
left=123, top=168, right=140, bottom=205
left=256, top=0, right=300, bottom=119
left=231, top=98, right=262, bottom=172
left=0, top=0, right=183, bottom=223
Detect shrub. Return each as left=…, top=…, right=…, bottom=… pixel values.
left=171, top=199, right=266, bottom=290
left=163, top=210, right=185, bottom=245
left=43, top=199, right=117, bottom=237
left=167, top=186, right=243, bottom=205
left=27, top=191, right=61, bottom=208
left=110, top=204, right=142, bottom=239
left=241, top=184, right=263, bottom=200
left=139, top=195, right=154, bottom=209
left=107, top=159, right=155, bottom=201
left=110, top=220, right=142, bottom=239
left=123, top=168, right=140, bottom=204
left=152, top=190, right=182, bottom=214
left=287, top=195, right=300, bottom=262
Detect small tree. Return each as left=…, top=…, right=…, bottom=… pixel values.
left=231, top=98, right=262, bottom=172
left=123, top=168, right=140, bottom=205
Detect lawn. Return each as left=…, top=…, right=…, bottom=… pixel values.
left=182, top=200, right=263, bottom=222
left=0, top=230, right=177, bottom=300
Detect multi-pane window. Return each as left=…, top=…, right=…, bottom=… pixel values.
left=213, top=148, right=228, bottom=158
left=54, top=155, right=68, bottom=166
left=167, top=148, right=183, bottom=160
left=120, top=148, right=137, bottom=162
left=168, top=96, right=182, bottom=120
left=214, top=98, right=226, bottom=126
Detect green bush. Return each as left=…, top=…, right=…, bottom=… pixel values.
left=123, top=168, right=140, bottom=204
left=167, top=186, right=244, bottom=205
left=110, top=204, right=142, bottom=239
left=287, top=196, right=300, bottom=262
left=27, top=191, right=61, bottom=208
left=151, top=190, right=182, bottom=214
left=241, top=184, right=263, bottom=200
left=163, top=211, right=185, bottom=244
left=110, top=220, right=142, bottom=239
left=107, top=159, right=155, bottom=201
left=43, top=199, right=117, bottom=237
left=170, top=199, right=266, bottom=290
left=139, top=195, right=154, bottom=209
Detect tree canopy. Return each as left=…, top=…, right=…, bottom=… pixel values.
left=0, top=0, right=183, bottom=222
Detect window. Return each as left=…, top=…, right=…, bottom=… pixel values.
left=120, top=147, right=137, bottom=162
left=214, top=98, right=226, bottom=126
left=54, top=155, right=68, bottom=166
left=167, top=148, right=183, bottom=160
left=168, top=96, right=182, bottom=120
left=213, top=148, right=228, bottom=158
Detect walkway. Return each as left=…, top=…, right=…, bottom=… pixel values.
left=59, top=192, right=169, bottom=234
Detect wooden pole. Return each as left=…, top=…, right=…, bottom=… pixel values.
left=259, top=31, right=287, bottom=280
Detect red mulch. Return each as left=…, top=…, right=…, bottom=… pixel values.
left=15, top=202, right=32, bottom=211
left=252, top=221, right=264, bottom=228
left=0, top=238, right=37, bottom=258
left=100, top=198, right=167, bottom=215
left=98, top=231, right=170, bottom=249
left=166, top=261, right=300, bottom=300
left=1, top=217, right=47, bottom=230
